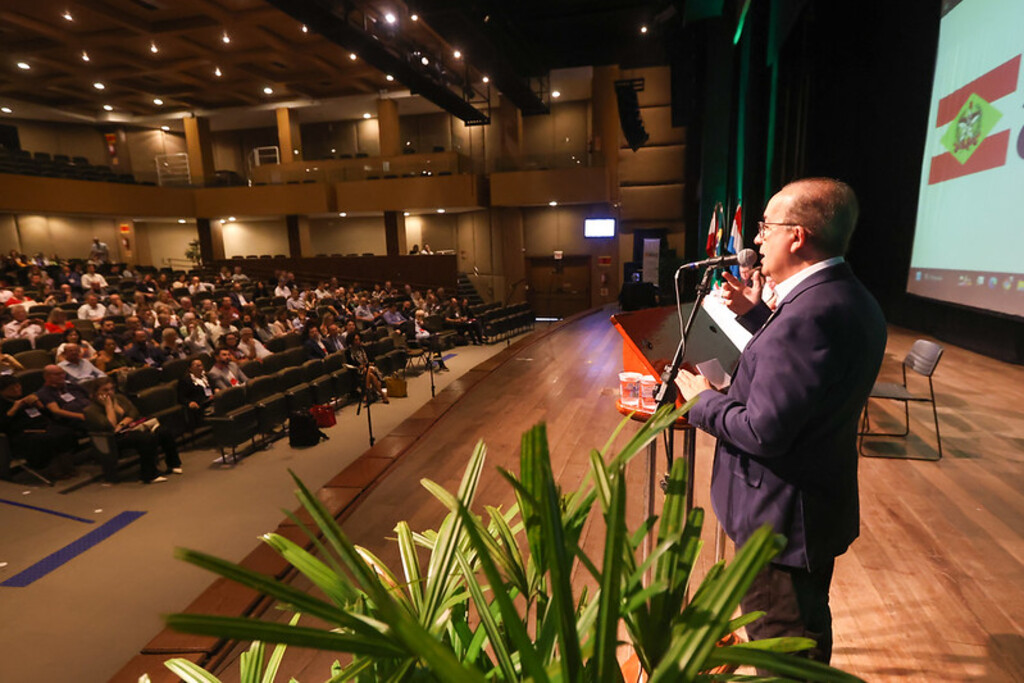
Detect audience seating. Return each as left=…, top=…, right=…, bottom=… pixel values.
left=245, top=375, right=290, bottom=441
left=207, top=386, right=259, bottom=463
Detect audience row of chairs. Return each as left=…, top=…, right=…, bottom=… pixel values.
left=0, top=148, right=143, bottom=184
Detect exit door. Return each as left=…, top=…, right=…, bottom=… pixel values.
left=527, top=255, right=591, bottom=319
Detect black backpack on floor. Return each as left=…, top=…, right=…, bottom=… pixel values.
left=289, top=410, right=328, bottom=448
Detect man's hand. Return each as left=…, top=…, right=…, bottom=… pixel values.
left=675, top=368, right=712, bottom=401
left=720, top=270, right=762, bottom=316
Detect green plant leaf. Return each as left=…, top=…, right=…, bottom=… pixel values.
left=239, top=640, right=264, bottom=683
left=705, top=646, right=866, bottom=682
left=394, top=521, right=424, bottom=613
left=261, top=533, right=359, bottom=607
left=726, top=610, right=765, bottom=635
left=163, top=658, right=223, bottom=683
left=261, top=614, right=301, bottom=683
left=593, top=466, right=627, bottom=683
left=455, top=550, right=518, bottom=681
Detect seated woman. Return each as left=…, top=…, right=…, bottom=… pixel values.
left=44, top=308, right=74, bottom=334
left=269, top=308, right=291, bottom=337
left=218, top=331, right=247, bottom=361
left=55, top=328, right=97, bottom=362
left=93, top=336, right=131, bottom=375
left=178, top=357, right=214, bottom=428
left=344, top=331, right=388, bottom=404
left=83, top=377, right=181, bottom=484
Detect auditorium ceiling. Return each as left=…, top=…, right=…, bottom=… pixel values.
left=0, top=0, right=669, bottom=123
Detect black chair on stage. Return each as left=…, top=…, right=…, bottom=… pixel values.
left=859, top=339, right=944, bottom=461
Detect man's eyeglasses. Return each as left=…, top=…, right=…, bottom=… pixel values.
left=756, top=221, right=800, bottom=239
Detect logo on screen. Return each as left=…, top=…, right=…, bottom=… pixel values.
left=928, top=54, right=1020, bottom=184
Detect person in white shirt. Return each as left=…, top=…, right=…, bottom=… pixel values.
left=81, top=264, right=108, bottom=292
left=238, top=327, right=271, bottom=360
left=3, top=305, right=45, bottom=343
left=57, top=343, right=105, bottom=383
left=77, top=293, right=106, bottom=322
left=187, top=276, right=213, bottom=296
left=274, top=281, right=292, bottom=299
left=89, top=237, right=110, bottom=263
left=105, top=292, right=134, bottom=317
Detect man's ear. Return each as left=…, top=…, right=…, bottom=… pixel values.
left=789, top=225, right=808, bottom=254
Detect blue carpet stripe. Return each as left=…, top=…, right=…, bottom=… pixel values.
left=1, top=511, right=146, bottom=588
left=441, top=353, right=456, bottom=361
left=0, top=497, right=95, bottom=524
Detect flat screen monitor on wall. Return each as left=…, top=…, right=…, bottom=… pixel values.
left=908, top=0, right=1024, bottom=318
left=584, top=218, right=616, bottom=238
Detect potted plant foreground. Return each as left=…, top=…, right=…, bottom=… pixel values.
left=162, top=404, right=864, bottom=682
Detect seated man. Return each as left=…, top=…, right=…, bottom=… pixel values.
left=123, top=329, right=168, bottom=368
left=58, top=343, right=106, bottom=384
left=81, top=264, right=109, bottom=292
left=208, top=348, right=249, bottom=391
left=105, top=292, right=134, bottom=317
left=3, top=305, right=45, bottom=343
left=77, top=293, right=106, bottom=322
left=35, top=365, right=92, bottom=436
left=0, top=374, right=78, bottom=479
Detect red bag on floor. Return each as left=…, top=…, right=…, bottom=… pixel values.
left=310, top=404, right=336, bottom=428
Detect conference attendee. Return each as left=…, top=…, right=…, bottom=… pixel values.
left=158, top=327, right=188, bottom=361
left=0, top=352, right=24, bottom=374
left=45, top=283, right=77, bottom=306
left=3, top=305, right=45, bottom=344
left=420, top=243, right=434, bottom=255
left=56, top=328, right=97, bottom=362
left=231, top=265, right=249, bottom=283
left=36, top=365, right=92, bottom=435
left=44, top=308, right=74, bottom=334
left=322, top=323, right=345, bottom=353
left=105, top=292, right=134, bottom=317
left=124, top=329, right=167, bottom=368
left=218, top=331, right=247, bottom=362
left=381, top=302, right=407, bottom=328
left=135, top=273, right=158, bottom=301
left=187, top=276, right=213, bottom=296
left=208, top=347, right=248, bottom=391
left=58, top=343, right=105, bottom=384
left=269, top=308, right=291, bottom=337
left=0, top=375, right=78, bottom=479
left=93, top=318, right=125, bottom=352
left=88, top=237, right=110, bottom=264
left=238, top=327, right=271, bottom=360
left=344, top=331, right=387, bottom=404
left=84, top=377, right=181, bottom=484
left=81, top=264, right=109, bottom=291
left=77, top=293, right=106, bottom=322
left=229, top=283, right=249, bottom=309
left=302, top=324, right=329, bottom=360
left=181, top=314, right=213, bottom=354
left=443, top=297, right=484, bottom=345
left=673, top=178, right=886, bottom=667
left=178, top=357, right=214, bottom=427
left=413, top=310, right=449, bottom=372
left=3, top=286, right=36, bottom=306
left=93, top=337, right=131, bottom=375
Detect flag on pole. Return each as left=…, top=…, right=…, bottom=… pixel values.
left=726, top=203, right=743, bottom=277
left=705, top=202, right=720, bottom=258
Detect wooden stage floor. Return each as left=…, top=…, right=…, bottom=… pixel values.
left=212, top=308, right=1024, bottom=682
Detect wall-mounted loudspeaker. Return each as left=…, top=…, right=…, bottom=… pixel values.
left=614, top=78, right=649, bottom=152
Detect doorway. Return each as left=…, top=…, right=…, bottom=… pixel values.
left=527, top=255, right=591, bottom=318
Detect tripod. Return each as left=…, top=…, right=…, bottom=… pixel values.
left=354, top=367, right=376, bottom=446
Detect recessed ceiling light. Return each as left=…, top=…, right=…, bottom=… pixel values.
left=177, top=219, right=186, bottom=224
left=214, top=67, right=222, bottom=77
left=548, top=201, right=558, bottom=206
left=153, top=98, right=163, bottom=105
left=453, top=50, right=462, bottom=59
left=436, top=208, right=445, bottom=214
left=410, top=13, right=418, bottom=21
left=263, top=86, right=273, bottom=94
left=81, top=51, right=90, bottom=62
left=63, top=10, right=73, bottom=21
left=150, top=42, right=159, bottom=54
left=293, top=149, right=299, bottom=155
left=161, top=125, right=170, bottom=131
left=103, top=104, right=113, bottom=111
left=228, top=216, right=236, bottom=222
left=385, top=74, right=394, bottom=82
left=420, top=56, right=429, bottom=66
left=362, top=112, right=371, bottom=119
left=349, top=53, right=357, bottom=61
left=640, top=25, right=648, bottom=34
left=0, top=107, right=12, bottom=114
left=482, top=76, right=489, bottom=84
left=301, top=24, right=308, bottom=33
left=330, top=148, right=336, bottom=153
left=384, top=12, right=396, bottom=24
left=93, top=82, right=105, bottom=90
left=403, top=212, right=410, bottom=217
left=17, top=62, right=30, bottom=70
left=222, top=31, right=231, bottom=44
left=552, top=90, right=561, bottom=98
left=339, top=212, right=347, bottom=217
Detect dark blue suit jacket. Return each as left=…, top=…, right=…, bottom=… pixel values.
left=687, top=262, right=886, bottom=570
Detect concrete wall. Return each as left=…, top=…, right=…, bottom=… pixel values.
left=16, top=214, right=124, bottom=262
left=134, top=221, right=199, bottom=267
left=307, top=216, right=388, bottom=256
left=220, top=218, right=290, bottom=259
left=9, top=119, right=108, bottom=166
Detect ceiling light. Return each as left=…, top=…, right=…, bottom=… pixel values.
left=403, top=211, right=410, bottom=217
left=410, top=13, right=418, bottom=21
left=552, top=90, right=561, bottom=98
left=420, top=56, right=429, bottom=66
left=330, top=148, right=336, bottom=153
left=178, top=219, right=186, bottom=224
left=301, top=24, right=308, bottom=33
left=482, top=76, right=489, bottom=84
left=150, top=42, right=159, bottom=54
left=214, top=67, right=222, bottom=77
left=384, top=12, right=396, bottom=24
left=63, top=10, right=73, bottom=21
left=293, top=149, right=299, bottom=155
left=385, top=74, right=394, bottom=82
left=153, top=98, right=163, bottom=105
left=17, top=62, right=30, bottom=70
left=228, top=216, right=236, bottom=222
left=349, top=53, right=357, bottom=61
left=103, top=104, right=113, bottom=111
left=93, top=82, right=105, bottom=90
left=453, top=50, right=462, bottom=59
left=161, top=125, right=170, bottom=131
left=548, top=201, right=558, bottom=206
left=362, top=112, right=371, bottom=119
left=222, top=31, right=231, bottom=44
left=436, top=208, right=445, bottom=214
left=640, top=25, right=648, bottom=34
left=263, top=86, right=273, bottom=94
left=81, top=51, right=90, bottom=62
left=339, top=212, right=347, bottom=217
left=0, top=107, right=11, bottom=114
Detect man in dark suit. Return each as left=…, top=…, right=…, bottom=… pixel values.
left=675, top=178, right=887, bottom=665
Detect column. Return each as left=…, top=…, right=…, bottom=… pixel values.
left=591, top=65, right=622, bottom=204
left=183, top=116, right=217, bottom=186
left=286, top=214, right=302, bottom=258
left=383, top=211, right=407, bottom=256
left=276, top=107, right=303, bottom=162
left=196, top=217, right=225, bottom=263
left=377, top=98, right=400, bottom=157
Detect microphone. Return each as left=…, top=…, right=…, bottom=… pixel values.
left=679, top=248, right=758, bottom=271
